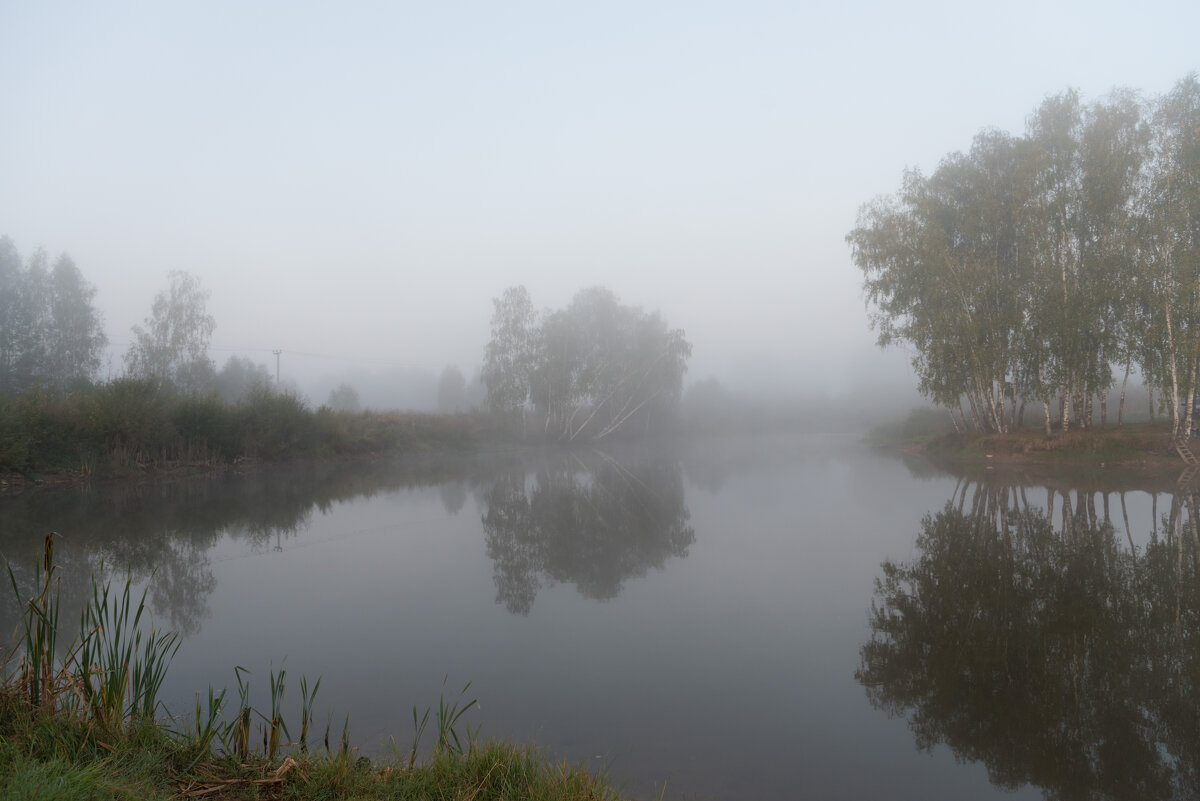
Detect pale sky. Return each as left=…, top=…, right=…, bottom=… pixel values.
left=3, top=1, right=1197, bottom=402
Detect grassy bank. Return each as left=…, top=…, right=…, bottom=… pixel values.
left=0, top=380, right=486, bottom=484
left=1, top=537, right=629, bottom=800
left=869, top=413, right=1194, bottom=485
left=912, top=422, right=1179, bottom=465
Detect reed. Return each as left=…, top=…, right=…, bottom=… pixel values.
left=4, top=535, right=181, bottom=732
left=4, top=534, right=63, bottom=713
left=298, top=674, right=320, bottom=752
left=262, top=664, right=290, bottom=760
left=407, top=675, right=480, bottom=764
left=409, top=704, right=431, bottom=768
left=223, top=665, right=253, bottom=761
left=436, top=678, right=479, bottom=755
left=75, top=569, right=180, bottom=729
left=182, top=685, right=226, bottom=770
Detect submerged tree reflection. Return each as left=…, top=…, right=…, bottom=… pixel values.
left=858, top=480, right=1200, bottom=800
left=482, top=453, right=694, bottom=615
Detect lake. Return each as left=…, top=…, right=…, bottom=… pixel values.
left=1, top=433, right=1196, bottom=800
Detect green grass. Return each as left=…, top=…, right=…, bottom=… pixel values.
left=2, top=537, right=631, bottom=801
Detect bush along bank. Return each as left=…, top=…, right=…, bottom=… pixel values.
left=1, top=535, right=629, bottom=801
left=0, top=380, right=482, bottom=481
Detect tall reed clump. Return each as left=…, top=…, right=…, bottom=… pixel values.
left=4, top=533, right=180, bottom=732
left=5, top=534, right=62, bottom=713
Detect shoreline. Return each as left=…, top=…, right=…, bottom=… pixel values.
left=881, top=422, right=1199, bottom=490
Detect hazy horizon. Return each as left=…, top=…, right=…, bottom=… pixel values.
left=4, top=1, right=1196, bottom=406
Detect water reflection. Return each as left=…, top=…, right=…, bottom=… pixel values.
left=858, top=477, right=1200, bottom=800
left=0, top=457, right=498, bottom=640
left=482, top=452, right=694, bottom=614
left=1, top=449, right=695, bottom=640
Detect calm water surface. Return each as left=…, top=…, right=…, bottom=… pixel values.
left=1, top=434, right=1196, bottom=800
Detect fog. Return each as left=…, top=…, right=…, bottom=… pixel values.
left=3, top=1, right=1195, bottom=408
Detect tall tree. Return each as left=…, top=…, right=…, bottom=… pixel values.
left=1140, top=74, right=1200, bottom=438
left=849, top=81, right=1169, bottom=434
left=0, top=238, right=107, bottom=396
left=0, top=237, right=37, bottom=393
left=481, top=286, right=536, bottom=419
left=40, top=253, right=109, bottom=391
left=482, top=285, right=691, bottom=440
left=529, top=288, right=691, bottom=440
left=848, top=131, right=1033, bottom=432
left=125, top=271, right=216, bottom=394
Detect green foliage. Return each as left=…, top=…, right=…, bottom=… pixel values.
left=0, top=380, right=479, bottom=474
left=0, top=237, right=107, bottom=398
left=124, top=271, right=216, bottom=394
left=849, top=74, right=1198, bottom=435
left=5, top=534, right=61, bottom=712
left=236, top=390, right=319, bottom=459
left=408, top=677, right=479, bottom=761
left=482, top=285, right=537, bottom=418
left=5, top=535, right=180, bottom=731
left=483, top=285, right=692, bottom=441
left=75, top=572, right=180, bottom=730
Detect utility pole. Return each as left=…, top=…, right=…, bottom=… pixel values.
left=272, top=350, right=282, bottom=388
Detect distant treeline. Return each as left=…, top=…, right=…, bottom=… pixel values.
left=0, top=379, right=478, bottom=477
left=0, top=238, right=485, bottom=475
left=848, top=73, right=1200, bottom=436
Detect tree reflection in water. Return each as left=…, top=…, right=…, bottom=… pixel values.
left=1, top=452, right=694, bottom=637
left=0, top=456, right=500, bottom=642
left=482, top=452, right=695, bottom=615
left=858, top=479, right=1200, bottom=801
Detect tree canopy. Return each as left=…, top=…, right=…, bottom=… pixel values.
left=849, top=74, right=1200, bottom=435
left=0, top=237, right=107, bottom=396
left=481, top=285, right=692, bottom=441
left=124, top=271, right=216, bottom=394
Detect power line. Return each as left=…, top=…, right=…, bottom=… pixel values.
left=105, top=340, right=455, bottom=370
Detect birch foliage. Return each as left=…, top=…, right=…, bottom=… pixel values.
left=483, top=286, right=691, bottom=440
left=848, top=79, right=1178, bottom=432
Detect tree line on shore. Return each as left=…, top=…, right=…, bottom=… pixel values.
left=1, top=237, right=695, bottom=473
left=848, top=73, right=1200, bottom=437
left=0, top=240, right=481, bottom=473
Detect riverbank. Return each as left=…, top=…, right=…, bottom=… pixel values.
left=0, top=381, right=502, bottom=493
left=1, top=538, right=630, bottom=801
left=878, top=421, right=1197, bottom=489
left=0, top=703, right=627, bottom=801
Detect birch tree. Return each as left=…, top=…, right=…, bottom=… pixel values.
left=124, top=271, right=216, bottom=394
left=849, top=82, right=1158, bottom=434
left=848, top=132, right=1031, bottom=432
left=481, top=286, right=536, bottom=419
left=0, top=238, right=107, bottom=396
left=1140, top=74, right=1200, bottom=438
left=482, top=286, right=691, bottom=441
